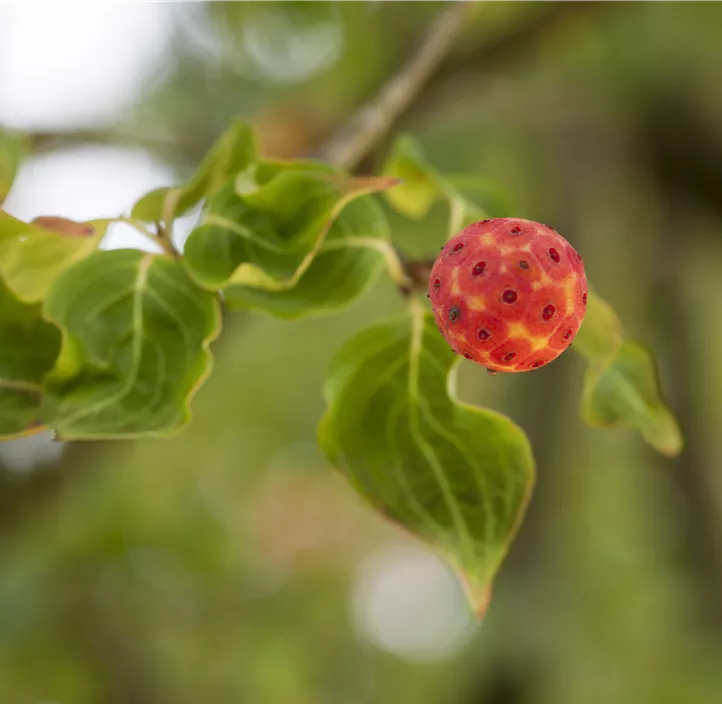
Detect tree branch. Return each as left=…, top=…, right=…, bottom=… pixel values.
left=410, top=1, right=616, bottom=123
left=22, top=3, right=618, bottom=173
left=28, top=128, right=190, bottom=158
left=320, top=1, right=475, bottom=171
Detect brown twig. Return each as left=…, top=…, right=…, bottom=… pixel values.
left=320, top=1, right=475, bottom=171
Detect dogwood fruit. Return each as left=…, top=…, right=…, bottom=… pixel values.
left=428, top=218, right=587, bottom=373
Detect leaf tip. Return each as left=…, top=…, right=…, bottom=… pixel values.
left=650, top=417, right=684, bottom=457
left=458, top=572, right=493, bottom=620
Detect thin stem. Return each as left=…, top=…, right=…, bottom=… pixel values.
left=118, top=216, right=178, bottom=258
left=376, top=240, right=414, bottom=291
left=321, top=1, right=475, bottom=171
left=117, top=216, right=154, bottom=241
left=160, top=189, right=182, bottom=256
left=155, top=224, right=178, bottom=258
left=447, top=193, right=467, bottom=239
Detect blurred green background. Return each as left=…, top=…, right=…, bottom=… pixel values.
left=2, top=2, right=722, bottom=702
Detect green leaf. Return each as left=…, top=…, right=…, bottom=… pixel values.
left=573, top=288, right=623, bottom=362
left=131, top=120, right=257, bottom=223
left=0, top=279, right=61, bottom=439
left=574, top=290, right=682, bottom=456
left=223, top=195, right=395, bottom=318
left=318, top=303, right=535, bottom=612
left=0, top=129, right=25, bottom=205
left=42, top=249, right=221, bottom=440
left=383, top=135, right=490, bottom=235
left=582, top=340, right=683, bottom=457
left=0, top=212, right=108, bottom=303
left=183, top=167, right=398, bottom=292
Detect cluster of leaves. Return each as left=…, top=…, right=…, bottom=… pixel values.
left=0, top=121, right=681, bottom=612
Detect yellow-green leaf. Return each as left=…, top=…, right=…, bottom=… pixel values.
left=0, top=211, right=108, bottom=303
left=382, top=135, right=441, bottom=219
left=382, top=134, right=489, bottom=234
left=574, top=289, right=682, bottom=456
left=582, top=339, right=683, bottom=457
left=573, top=287, right=623, bottom=362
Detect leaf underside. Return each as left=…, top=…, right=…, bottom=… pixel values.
left=0, top=211, right=108, bottom=303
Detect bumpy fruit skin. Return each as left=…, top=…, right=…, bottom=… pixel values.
left=428, top=218, right=587, bottom=373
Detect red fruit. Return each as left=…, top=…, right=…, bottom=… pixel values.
left=428, top=218, right=588, bottom=373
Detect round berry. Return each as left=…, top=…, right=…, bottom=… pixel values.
left=428, top=218, right=588, bottom=373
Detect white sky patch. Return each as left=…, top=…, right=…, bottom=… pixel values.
left=0, top=431, right=66, bottom=474
left=4, top=146, right=184, bottom=252
left=0, top=2, right=174, bottom=130
left=351, top=544, right=478, bottom=663
left=4, top=146, right=202, bottom=253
